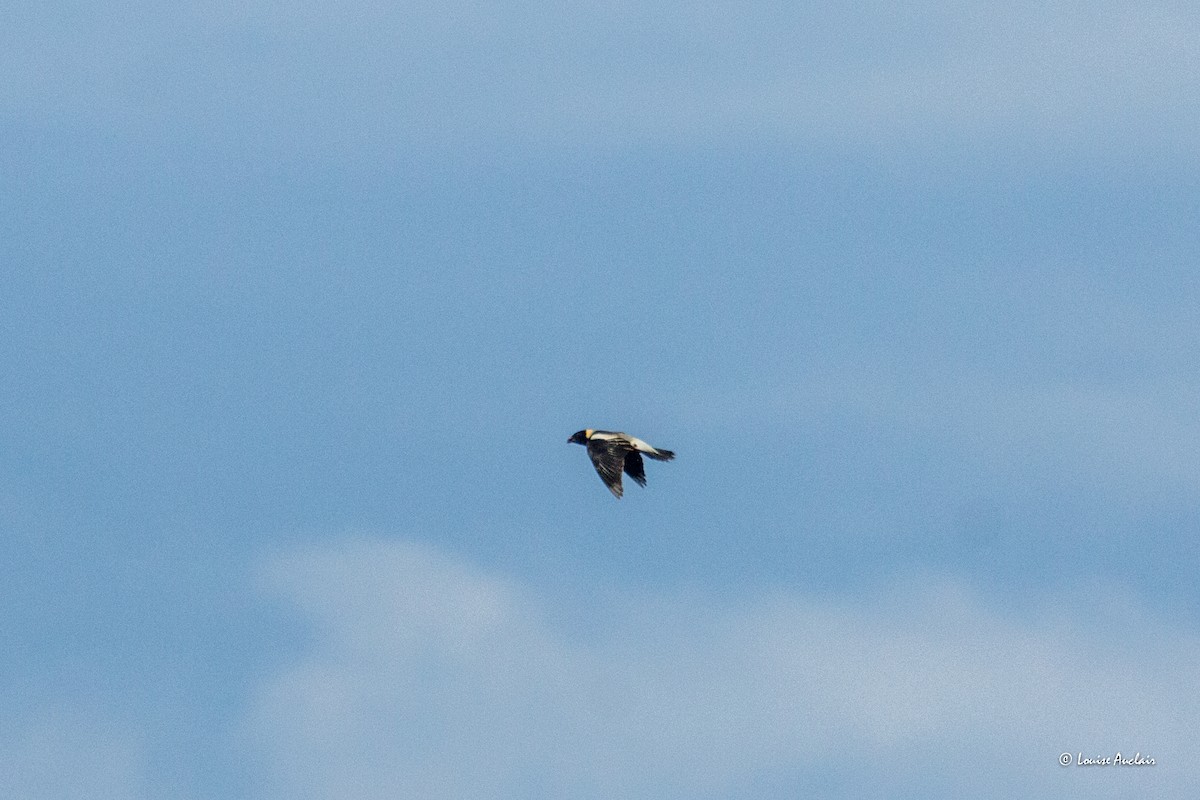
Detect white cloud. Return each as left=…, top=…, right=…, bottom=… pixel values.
left=244, top=538, right=1199, bottom=799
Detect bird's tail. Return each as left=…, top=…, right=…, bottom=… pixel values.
left=645, top=447, right=674, bottom=461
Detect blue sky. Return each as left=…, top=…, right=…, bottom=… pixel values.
left=3, top=2, right=1199, bottom=797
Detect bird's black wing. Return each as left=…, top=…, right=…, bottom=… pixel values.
left=623, top=450, right=647, bottom=487
left=587, top=438, right=628, bottom=498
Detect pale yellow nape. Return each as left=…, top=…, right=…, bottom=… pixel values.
left=584, top=428, right=595, bottom=438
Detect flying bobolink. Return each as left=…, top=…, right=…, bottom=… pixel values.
left=568, top=429, right=675, bottom=498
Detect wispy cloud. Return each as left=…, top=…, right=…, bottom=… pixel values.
left=245, top=538, right=1199, bottom=798
left=4, top=2, right=1197, bottom=160
left=0, top=708, right=147, bottom=800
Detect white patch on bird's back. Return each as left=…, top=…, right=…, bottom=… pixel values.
left=625, top=436, right=656, bottom=453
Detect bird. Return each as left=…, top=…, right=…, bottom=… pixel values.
left=567, top=429, right=675, bottom=498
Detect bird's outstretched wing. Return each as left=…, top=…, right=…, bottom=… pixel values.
left=623, top=450, right=647, bottom=487
left=587, top=438, right=628, bottom=498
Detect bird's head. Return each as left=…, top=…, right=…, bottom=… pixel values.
left=567, top=430, right=591, bottom=445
